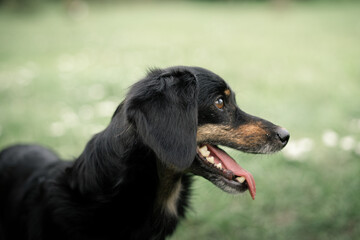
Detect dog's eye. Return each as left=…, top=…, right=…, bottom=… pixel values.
left=215, top=98, right=224, bottom=109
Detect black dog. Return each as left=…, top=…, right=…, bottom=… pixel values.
left=0, top=66, right=289, bottom=240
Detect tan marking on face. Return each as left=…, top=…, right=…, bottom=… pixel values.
left=224, top=89, right=231, bottom=96
left=197, top=123, right=269, bottom=149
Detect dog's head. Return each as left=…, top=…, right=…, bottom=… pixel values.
left=124, top=66, right=289, bottom=199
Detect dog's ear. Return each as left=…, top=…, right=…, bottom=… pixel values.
left=125, top=68, right=198, bottom=170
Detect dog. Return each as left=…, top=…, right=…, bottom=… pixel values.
left=0, top=66, right=289, bottom=240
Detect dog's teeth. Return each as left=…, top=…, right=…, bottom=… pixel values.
left=199, top=145, right=207, bottom=151
left=216, top=163, right=222, bottom=169
left=199, top=146, right=210, bottom=157
left=235, top=176, right=246, bottom=183
left=206, top=156, right=214, bottom=164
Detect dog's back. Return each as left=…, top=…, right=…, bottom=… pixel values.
left=0, top=145, right=59, bottom=239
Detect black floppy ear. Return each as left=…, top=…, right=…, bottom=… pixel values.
left=125, top=68, right=198, bottom=170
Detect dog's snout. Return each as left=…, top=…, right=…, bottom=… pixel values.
left=276, top=127, right=290, bottom=145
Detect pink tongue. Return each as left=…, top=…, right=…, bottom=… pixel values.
left=207, top=145, right=256, bottom=200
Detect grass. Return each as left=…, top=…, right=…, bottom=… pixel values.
left=0, top=1, right=359, bottom=239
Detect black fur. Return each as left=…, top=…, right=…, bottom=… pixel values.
left=0, top=66, right=289, bottom=240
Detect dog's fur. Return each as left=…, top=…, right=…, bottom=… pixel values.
left=0, top=66, right=289, bottom=240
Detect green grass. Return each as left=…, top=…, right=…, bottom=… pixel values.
left=0, top=2, right=359, bottom=239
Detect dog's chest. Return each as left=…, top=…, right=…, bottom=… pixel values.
left=156, top=178, right=183, bottom=217
left=164, top=180, right=182, bottom=216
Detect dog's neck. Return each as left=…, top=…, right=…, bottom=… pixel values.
left=68, top=120, right=186, bottom=208
left=64, top=119, right=191, bottom=238
left=68, top=118, right=137, bottom=194
left=155, top=162, right=183, bottom=217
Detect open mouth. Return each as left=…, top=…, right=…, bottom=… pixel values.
left=195, top=144, right=256, bottom=200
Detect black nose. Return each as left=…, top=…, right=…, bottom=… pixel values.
left=276, top=127, right=290, bottom=145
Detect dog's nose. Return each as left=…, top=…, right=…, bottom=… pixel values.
left=276, top=127, right=290, bottom=145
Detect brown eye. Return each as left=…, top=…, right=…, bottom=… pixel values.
left=215, top=98, right=224, bottom=109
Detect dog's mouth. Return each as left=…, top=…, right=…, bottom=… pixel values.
left=191, top=144, right=256, bottom=200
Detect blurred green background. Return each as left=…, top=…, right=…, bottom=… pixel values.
left=0, top=0, right=359, bottom=239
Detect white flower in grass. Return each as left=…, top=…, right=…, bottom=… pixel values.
left=61, top=110, right=79, bottom=127
left=355, top=143, right=360, bottom=156
left=88, top=84, right=105, bottom=100
left=322, top=130, right=338, bottom=147
left=50, top=122, right=65, bottom=137
left=58, top=54, right=75, bottom=73
left=283, top=138, right=314, bottom=161
left=89, top=124, right=104, bottom=135
left=349, top=119, right=360, bottom=131
left=17, top=67, right=35, bottom=86
left=299, top=138, right=314, bottom=151
left=76, top=53, right=91, bottom=70
left=96, top=101, right=117, bottom=117
left=340, top=136, right=356, bottom=151
left=79, top=105, right=94, bottom=120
